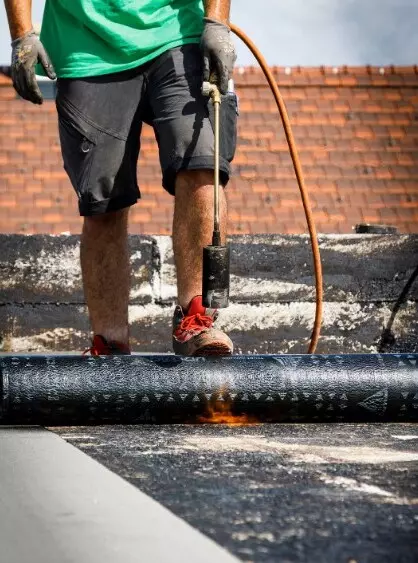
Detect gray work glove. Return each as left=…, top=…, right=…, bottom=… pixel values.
left=11, top=30, right=56, bottom=105
left=200, top=17, right=236, bottom=95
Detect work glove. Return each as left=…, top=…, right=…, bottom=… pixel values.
left=200, top=17, right=236, bottom=95
left=11, top=30, right=56, bottom=105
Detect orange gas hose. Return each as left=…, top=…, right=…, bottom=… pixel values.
left=230, top=23, right=323, bottom=354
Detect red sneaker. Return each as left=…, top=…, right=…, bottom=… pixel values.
left=83, top=335, right=131, bottom=356
left=172, top=296, right=233, bottom=356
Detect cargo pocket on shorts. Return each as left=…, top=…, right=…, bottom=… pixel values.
left=208, top=92, right=239, bottom=163
left=56, top=98, right=98, bottom=200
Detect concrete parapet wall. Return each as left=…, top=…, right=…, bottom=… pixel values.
left=0, top=234, right=417, bottom=354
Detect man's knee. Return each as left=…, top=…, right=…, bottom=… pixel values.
left=83, top=208, right=129, bottom=231
left=176, top=169, right=215, bottom=193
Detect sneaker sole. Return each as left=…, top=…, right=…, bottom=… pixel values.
left=192, top=343, right=233, bottom=357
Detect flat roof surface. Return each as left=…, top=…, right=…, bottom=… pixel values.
left=54, top=423, right=418, bottom=562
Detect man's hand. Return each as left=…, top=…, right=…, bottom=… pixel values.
left=200, top=17, right=236, bottom=95
left=11, top=30, right=56, bottom=105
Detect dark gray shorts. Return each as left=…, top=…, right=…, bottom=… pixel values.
left=56, top=44, right=238, bottom=216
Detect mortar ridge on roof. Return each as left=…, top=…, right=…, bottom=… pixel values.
left=1, top=65, right=417, bottom=88
left=235, top=65, right=418, bottom=76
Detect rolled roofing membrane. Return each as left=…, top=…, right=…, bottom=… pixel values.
left=0, top=354, right=417, bottom=424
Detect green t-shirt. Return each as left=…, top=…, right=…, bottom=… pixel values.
left=39, top=0, right=204, bottom=78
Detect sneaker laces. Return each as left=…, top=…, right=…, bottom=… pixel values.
left=83, top=335, right=130, bottom=356
left=178, top=312, right=214, bottom=333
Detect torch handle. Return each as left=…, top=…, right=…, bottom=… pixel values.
left=202, top=81, right=222, bottom=244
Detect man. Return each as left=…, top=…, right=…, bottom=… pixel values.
left=5, top=0, right=237, bottom=356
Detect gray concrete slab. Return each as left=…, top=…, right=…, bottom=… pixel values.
left=0, top=426, right=240, bottom=563
left=1, top=234, right=417, bottom=354
left=1, top=234, right=417, bottom=305
left=148, top=234, right=418, bottom=304
left=1, top=300, right=417, bottom=354
left=0, top=235, right=155, bottom=304
left=55, top=423, right=418, bottom=563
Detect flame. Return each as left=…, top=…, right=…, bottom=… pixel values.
left=199, top=410, right=257, bottom=424
left=197, top=390, right=259, bottom=425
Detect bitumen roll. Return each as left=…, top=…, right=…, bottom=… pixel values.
left=0, top=354, right=417, bottom=425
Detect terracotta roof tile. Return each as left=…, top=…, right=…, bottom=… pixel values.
left=0, top=74, right=11, bottom=86
left=1, top=65, right=417, bottom=234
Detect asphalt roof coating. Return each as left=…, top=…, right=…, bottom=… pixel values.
left=55, top=423, right=418, bottom=563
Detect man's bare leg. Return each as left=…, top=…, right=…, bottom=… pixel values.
left=80, top=208, right=130, bottom=346
left=173, top=169, right=227, bottom=310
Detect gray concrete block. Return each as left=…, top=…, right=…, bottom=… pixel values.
left=0, top=235, right=155, bottom=305
left=1, top=234, right=416, bottom=354
left=2, top=234, right=417, bottom=305
left=156, top=234, right=418, bottom=304
left=1, top=301, right=416, bottom=355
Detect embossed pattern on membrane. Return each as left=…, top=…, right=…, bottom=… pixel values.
left=0, top=354, right=417, bottom=425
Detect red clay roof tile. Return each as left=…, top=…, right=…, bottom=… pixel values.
left=0, top=66, right=417, bottom=234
